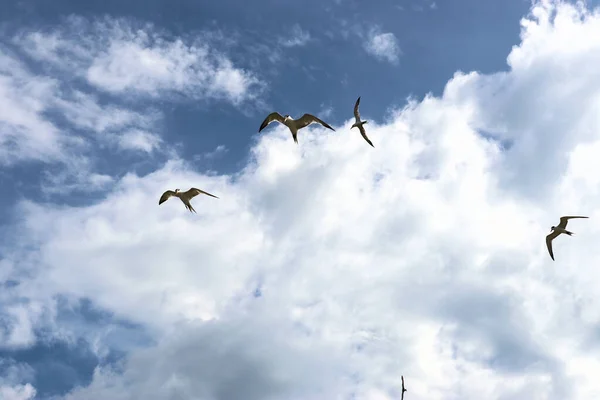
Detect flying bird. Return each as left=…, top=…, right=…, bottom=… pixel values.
left=351, top=96, right=374, bottom=147
left=545, top=215, right=588, bottom=260
left=258, top=112, right=335, bottom=144
left=158, top=188, right=218, bottom=213
left=401, top=375, right=407, bottom=400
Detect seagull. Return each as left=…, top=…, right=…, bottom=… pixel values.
left=545, top=215, right=588, bottom=260
left=258, top=112, right=335, bottom=144
left=351, top=96, right=374, bottom=147
left=158, top=188, right=218, bottom=213
left=401, top=375, right=407, bottom=400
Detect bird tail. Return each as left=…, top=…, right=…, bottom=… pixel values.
left=292, top=133, right=298, bottom=144
left=565, top=230, right=573, bottom=236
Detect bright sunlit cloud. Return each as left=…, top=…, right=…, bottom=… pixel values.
left=3, top=1, right=600, bottom=399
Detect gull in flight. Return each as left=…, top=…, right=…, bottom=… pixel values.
left=159, top=188, right=218, bottom=213
left=258, top=112, right=335, bottom=144
left=401, top=375, right=407, bottom=400
left=351, top=96, right=374, bottom=147
left=545, top=215, right=588, bottom=260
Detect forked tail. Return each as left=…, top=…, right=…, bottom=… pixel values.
left=565, top=230, right=573, bottom=236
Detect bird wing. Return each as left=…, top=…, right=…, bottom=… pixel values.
left=183, top=187, right=219, bottom=200
left=358, top=124, right=374, bottom=147
left=558, top=215, right=588, bottom=229
left=354, top=96, right=361, bottom=121
left=295, top=113, right=335, bottom=131
left=159, top=190, right=176, bottom=205
left=545, top=230, right=561, bottom=261
left=259, top=112, right=285, bottom=132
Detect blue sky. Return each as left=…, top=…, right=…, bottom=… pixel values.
left=0, top=0, right=532, bottom=219
left=4, top=0, right=600, bottom=399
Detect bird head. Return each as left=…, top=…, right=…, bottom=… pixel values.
left=175, top=189, right=180, bottom=193
left=551, top=226, right=556, bottom=231
left=283, top=115, right=290, bottom=122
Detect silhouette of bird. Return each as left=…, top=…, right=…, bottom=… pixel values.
left=351, top=96, right=374, bottom=147
left=258, top=112, right=335, bottom=144
left=159, top=187, right=218, bottom=213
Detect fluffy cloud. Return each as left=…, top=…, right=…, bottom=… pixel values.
left=363, top=27, right=401, bottom=64
left=0, top=16, right=264, bottom=194
left=62, top=316, right=347, bottom=400
left=6, top=0, right=600, bottom=399
left=0, top=360, right=36, bottom=400
left=116, top=129, right=162, bottom=153
left=15, top=16, right=264, bottom=104
left=0, top=385, right=36, bottom=400
left=0, top=49, right=64, bottom=165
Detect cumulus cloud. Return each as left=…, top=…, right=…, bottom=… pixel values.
left=62, top=316, right=346, bottom=400
left=363, top=27, right=401, bottom=64
left=15, top=16, right=264, bottom=105
left=6, top=0, right=600, bottom=399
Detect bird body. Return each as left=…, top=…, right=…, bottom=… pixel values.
left=401, top=375, right=407, bottom=400
left=351, top=96, right=374, bottom=147
left=159, top=187, right=218, bottom=213
left=545, top=215, right=588, bottom=260
left=258, top=112, right=335, bottom=144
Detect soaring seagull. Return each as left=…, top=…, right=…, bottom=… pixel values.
left=258, top=112, right=335, bottom=144
left=545, top=215, right=588, bottom=260
left=401, top=375, right=407, bottom=400
left=351, top=96, right=374, bottom=147
left=159, top=188, right=218, bottom=213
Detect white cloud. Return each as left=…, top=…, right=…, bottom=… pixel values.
left=0, top=49, right=163, bottom=171
left=51, top=91, right=160, bottom=135
left=15, top=16, right=264, bottom=105
left=363, top=28, right=401, bottom=64
left=6, top=1, right=600, bottom=399
left=318, top=104, right=334, bottom=119
left=0, top=16, right=259, bottom=191
left=0, top=360, right=36, bottom=400
left=40, top=162, right=115, bottom=195
left=0, top=384, right=36, bottom=400
left=0, top=49, right=64, bottom=164
left=194, top=145, right=229, bottom=162
left=62, top=316, right=346, bottom=400
left=279, top=25, right=311, bottom=47
left=116, top=129, right=162, bottom=153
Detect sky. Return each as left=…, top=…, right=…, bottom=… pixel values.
left=6, top=0, right=600, bottom=398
